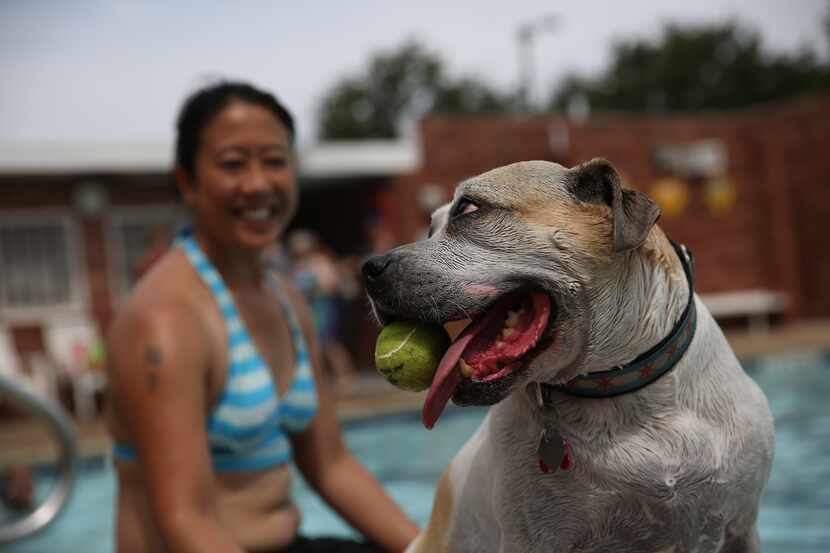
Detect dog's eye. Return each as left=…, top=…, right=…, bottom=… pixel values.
left=452, top=198, right=478, bottom=218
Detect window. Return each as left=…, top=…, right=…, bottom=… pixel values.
left=109, top=207, right=184, bottom=297
left=0, top=214, right=82, bottom=313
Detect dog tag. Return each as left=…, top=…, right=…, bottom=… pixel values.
left=537, top=429, right=565, bottom=473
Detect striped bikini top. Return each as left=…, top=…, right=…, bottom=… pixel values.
left=113, top=228, right=319, bottom=472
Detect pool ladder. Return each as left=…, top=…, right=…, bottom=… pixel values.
left=0, top=373, right=79, bottom=545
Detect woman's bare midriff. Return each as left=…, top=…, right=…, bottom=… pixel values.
left=115, top=460, right=301, bottom=553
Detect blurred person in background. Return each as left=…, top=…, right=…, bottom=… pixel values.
left=0, top=464, right=34, bottom=511
left=105, top=81, right=418, bottom=553
left=287, top=229, right=359, bottom=394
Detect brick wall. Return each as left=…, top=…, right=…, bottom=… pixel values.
left=568, top=113, right=779, bottom=296
left=2, top=96, right=828, bottom=371
left=391, top=95, right=830, bottom=319
left=771, top=99, right=830, bottom=317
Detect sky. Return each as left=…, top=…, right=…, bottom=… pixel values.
left=1, top=1, right=827, bottom=145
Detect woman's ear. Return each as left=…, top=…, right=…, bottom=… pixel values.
left=174, top=167, right=196, bottom=206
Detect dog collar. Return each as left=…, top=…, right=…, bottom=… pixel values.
left=546, top=240, right=696, bottom=399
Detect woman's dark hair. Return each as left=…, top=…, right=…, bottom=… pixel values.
left=175, top=80, right=295, bottom=176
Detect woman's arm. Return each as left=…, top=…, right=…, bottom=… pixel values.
left=108, top=302, right=246, bottom=553
left=284, top=283, right=420, bottom=553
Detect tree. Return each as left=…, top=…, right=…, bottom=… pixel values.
left=317, top=41, right=512, bottom=140
left=549, top=21, right=830, bottom=114
left=825, top=6, right=830, bottom=58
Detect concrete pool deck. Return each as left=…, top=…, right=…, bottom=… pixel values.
left=2, top=319, right=829, bottom=468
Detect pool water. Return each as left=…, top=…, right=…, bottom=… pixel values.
left=4, top=350, right=829, bottom=552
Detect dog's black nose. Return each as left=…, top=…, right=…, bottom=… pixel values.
left=362, top=254, right=392, bottom=280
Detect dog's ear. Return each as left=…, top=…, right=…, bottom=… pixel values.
left=567, top=158, right=661, bottom=252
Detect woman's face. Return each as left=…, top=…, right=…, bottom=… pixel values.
left=181, top=100, right=297, bottom=252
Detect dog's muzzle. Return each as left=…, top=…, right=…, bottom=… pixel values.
left=362, top=253, right=393, bottom=284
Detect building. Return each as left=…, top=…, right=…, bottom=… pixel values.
left=1, top=94, right=828, bottom=399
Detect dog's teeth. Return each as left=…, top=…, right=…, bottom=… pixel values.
left=505, top=311, right=519, bottom=328
left=459, top=358, right=474, bottom=378
left=502, top=327, right=514, bottom=339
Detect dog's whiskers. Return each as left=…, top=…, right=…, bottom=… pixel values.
left=428, top=294, right=442, bottom=323
left=447, top=298, right=472, bottom=321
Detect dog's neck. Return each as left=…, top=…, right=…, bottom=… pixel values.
left=515, top=228, right=695, bottom=450
left=579, top=227, right=690, bottom=375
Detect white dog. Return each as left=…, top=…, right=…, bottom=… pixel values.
left=362, top=159, right=774, bottom=552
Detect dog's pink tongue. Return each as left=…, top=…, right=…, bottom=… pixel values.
left=422, top=332, right=473, bottom=429
left=422, top=313, right=494, bottom=429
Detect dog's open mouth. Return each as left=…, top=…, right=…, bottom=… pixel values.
left=423, top=290, right=552, bottom=428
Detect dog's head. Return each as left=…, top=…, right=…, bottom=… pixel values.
left=363, top=159, right=661, bottom=427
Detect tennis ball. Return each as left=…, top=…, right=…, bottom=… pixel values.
left=375, top=321, right=451, bottom=392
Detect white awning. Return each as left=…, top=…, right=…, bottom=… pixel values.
left=0, top=138, right=421, bottom=177
left=299, top=140, right=421, bottom=178
left=0, top=140, right=173, bottom=174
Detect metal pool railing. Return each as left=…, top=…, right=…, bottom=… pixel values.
left=0, top=373, right=78, bottom=545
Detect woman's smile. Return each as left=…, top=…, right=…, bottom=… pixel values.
left=232, top=202, right=284, bottom=235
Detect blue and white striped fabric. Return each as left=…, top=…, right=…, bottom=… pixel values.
left=113, top=227, right=319, bottom=472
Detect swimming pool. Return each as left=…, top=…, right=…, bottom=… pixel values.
left=4, top=350, right=829, bottom=552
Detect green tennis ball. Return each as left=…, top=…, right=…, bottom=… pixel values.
left=375, top=321, right=451, bottom=392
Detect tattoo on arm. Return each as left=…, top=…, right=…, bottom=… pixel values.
left=144, top=346, right=162, bottom=392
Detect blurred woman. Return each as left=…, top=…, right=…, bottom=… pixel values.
left=105, top=81, right=418, bottom=553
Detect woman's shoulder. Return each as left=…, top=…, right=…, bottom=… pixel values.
left=110, top=249, right=210, bottom=351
